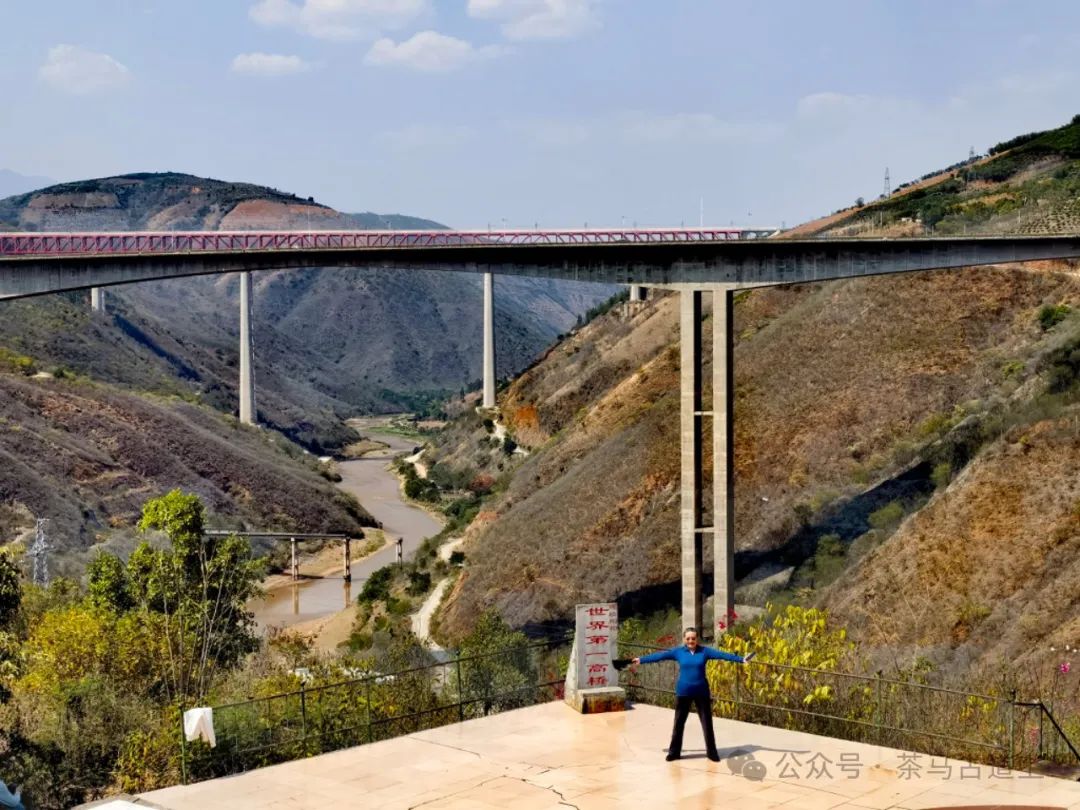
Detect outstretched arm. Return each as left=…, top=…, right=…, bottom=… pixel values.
left=632, top=649, right=677, bottom=666
left=705, top=647, right=754, bottom=663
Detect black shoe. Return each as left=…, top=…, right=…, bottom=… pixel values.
left=707, top=752, right=721, bottom=762
left=665, top=752, right=680, bottom=761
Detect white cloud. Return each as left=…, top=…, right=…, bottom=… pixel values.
left=231, top=53, right=313, bottom=77
left=39, top=45, right=130, bottom=95
left=249, top=0, right=427, bottom=40
left=365, top=31, right=502, bottom=72
left=467, top=0, right=598, bottom=40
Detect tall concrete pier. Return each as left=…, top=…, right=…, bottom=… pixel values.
left=482, top=272, right=496, bottom=409
left=712, top=288, right=735, bottom=633
left=679, top=290, right=703, bottom=632
left=629, top=285, right=646, bottom=302
left=90, top=287, right=105, bottom=314
left=239, top=271, right=256, bottom=425
left=680, top=287, right=735, bottom=637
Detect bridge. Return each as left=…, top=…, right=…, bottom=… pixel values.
left=4, top=227, right=1080, bottom=639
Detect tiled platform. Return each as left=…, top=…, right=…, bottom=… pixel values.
left=139, top=701, right=1080, bottom=809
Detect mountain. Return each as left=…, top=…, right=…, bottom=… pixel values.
left=0, top=173, right=616, bottom=451
left=0, top=366, right=374, bottom=579
left=0, top=169, right=53, bottom=202
left=430, top=114, right=1080, bottom=677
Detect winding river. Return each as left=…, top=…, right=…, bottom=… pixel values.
left=251, top=431, right=443, bottom=631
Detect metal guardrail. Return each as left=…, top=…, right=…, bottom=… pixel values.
left=180, top=637, right=1077, bottom=783
left=179, top=638, right=571, bottom=784
left=618, top=642, right=1080, bottom=771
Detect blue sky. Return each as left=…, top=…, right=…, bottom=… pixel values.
left=1, top=1, right=1079, bottom=228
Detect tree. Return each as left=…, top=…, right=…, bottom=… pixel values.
left=86, top=552, right=132, bottom=613
left=128, top=490, right=264, bottom=701
left=456, top=610, right=535, bottom=712
left=0, top=548, right=22, bottom=629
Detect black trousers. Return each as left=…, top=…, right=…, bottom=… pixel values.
left=668, top=693, right=718, bottom=757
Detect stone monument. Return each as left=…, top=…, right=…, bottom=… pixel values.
left=564, top=602, right=626, bottom=713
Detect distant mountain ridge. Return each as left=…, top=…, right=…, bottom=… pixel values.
left=0, top=168, right=54, bottom=203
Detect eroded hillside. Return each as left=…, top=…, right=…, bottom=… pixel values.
left=0, top=368, right=374, bottom=578
left=432, top=114, right=1080, bottom=650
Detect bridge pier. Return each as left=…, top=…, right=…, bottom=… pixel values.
left=680, top=286, right=735, bottom=638
left=482, top=272, right=496, bottom=409
left=239, top=271, right=256, bottom=425
left=628, top=285, right=646, bottom=303
left=91, top=287, right=105, bottom=314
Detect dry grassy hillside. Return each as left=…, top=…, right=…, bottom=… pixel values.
left=0, top=369, right=374, bottom=576
left=433, top=122, right=1080, bottom=642
left=824, top=404, right=1080, bottom=675
left=436, top=264, right=1079, bottom=639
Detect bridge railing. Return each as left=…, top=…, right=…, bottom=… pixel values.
left=178, top=637, right=571, bottom=784
left=619, top=642, right=1080, bottom=772
left=0, top=228, right=776, bottom=258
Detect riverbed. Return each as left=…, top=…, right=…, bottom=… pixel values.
left=251, top=428, right=443, bottom=632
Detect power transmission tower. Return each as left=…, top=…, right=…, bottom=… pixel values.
left=969, top=145, right=976, bottom=162
left=883, top=167, right=891, bottom=198
left=30, top=519, right=50, bottom=587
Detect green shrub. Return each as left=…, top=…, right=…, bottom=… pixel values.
left=868, top=500, right=905, bottom=532
left=407, top=570, right=431, bottom=596
left=1038, top=303, right=1071, bottom=331
left=359, top=566, right=394, bottom=604
left=931, top=461, right=952, bottom=490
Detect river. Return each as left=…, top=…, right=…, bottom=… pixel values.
left=251, top=430, right=443, bottom=631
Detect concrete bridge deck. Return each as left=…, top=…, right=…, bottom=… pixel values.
left=136, top=702, right=1080, bottom=810
left=4, top=231, right=1080, bottom=298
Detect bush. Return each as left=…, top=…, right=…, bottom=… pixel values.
left=868, top=500, right=905, bottom=532
left=407, top=570, right=432, bottom=596
left=359, top=566, right=394, bottom=604
left=1038, top=303, right=1071, bottom=331
left=931, top=461, right=952, bottom=490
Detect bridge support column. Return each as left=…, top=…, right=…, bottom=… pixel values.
left=239, top=271, right=256, bottom=425
left=91, top=287, right=105, bottom=314
left=712, top=287, right=735, bottom=636
left=680, top=290, right=704, bottom=633
left=482, top=272, right=496, bottom=409
left=680, top=286, right=736, bottom=638
left=628, top=285, right=646, bottom=302
left=343, top=537, right=352, bottom=582
left=290, top=537, right=298, bottom=581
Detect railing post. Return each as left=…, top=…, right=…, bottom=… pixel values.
left=875, top=671, right=884, bottom=746
left=734, top=663, right=741, bottom=722
left=300, top=685, right=308, bottom=757
left=1008, top=689, right=1017, bottom=770
left=366, top=678, right=374, bottom=745
left=1038, top=700, right=1045, bottom=760
left=178, top=702, right=188, bottom=785
left=456, top=656, right=465, bottom=723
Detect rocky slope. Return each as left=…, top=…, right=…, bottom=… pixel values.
left=431, top=115, right=1080, bottom=664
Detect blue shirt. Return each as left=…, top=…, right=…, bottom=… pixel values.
left=638, top=645, right=745, bottom=696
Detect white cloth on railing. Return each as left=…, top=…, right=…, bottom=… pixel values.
left=183, top=707, right=217, bottom=748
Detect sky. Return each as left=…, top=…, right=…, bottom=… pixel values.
left=1, top=0, right=1080, bottom=228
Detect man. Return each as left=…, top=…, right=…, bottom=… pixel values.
left=632, top=627, right=753, bottom=761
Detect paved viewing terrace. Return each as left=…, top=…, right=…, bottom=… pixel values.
left=128, top=702, right=1080, bottom=810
